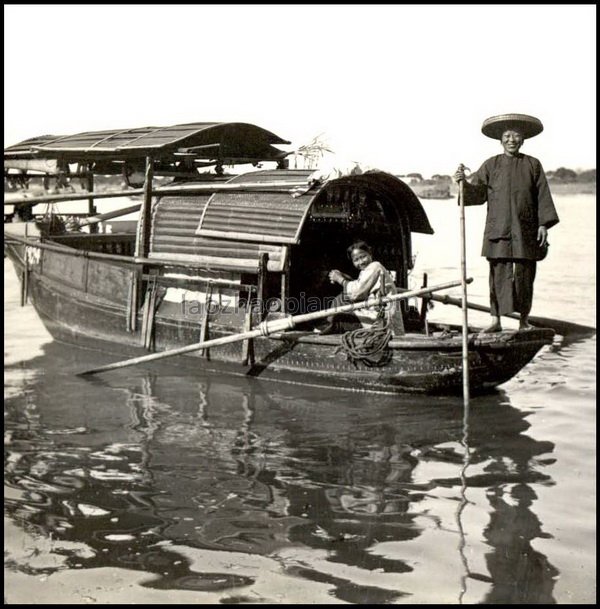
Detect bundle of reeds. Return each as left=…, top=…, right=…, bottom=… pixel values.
left=293, top=133, right=333, bottom=169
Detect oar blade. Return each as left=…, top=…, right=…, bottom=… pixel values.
left=527, top=315, right=596, bottom=338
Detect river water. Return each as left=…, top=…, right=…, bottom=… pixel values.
left=4, top=194, right=596, bottom=604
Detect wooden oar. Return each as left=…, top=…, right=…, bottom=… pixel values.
left=430, top=293, right=596, bottom=337
left=78, top=278, right=470, bottom=376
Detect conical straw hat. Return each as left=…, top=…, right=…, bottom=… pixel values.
left=481, top=114, right=544, bottom=140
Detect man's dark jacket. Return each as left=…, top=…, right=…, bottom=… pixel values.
left=463, top=153, right=559, bottom=259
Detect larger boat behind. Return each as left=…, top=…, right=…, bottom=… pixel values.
left=4, top=121, right=555, bottom=393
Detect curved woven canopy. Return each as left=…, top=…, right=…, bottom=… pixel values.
left=195, top=169, right=433, bottom=245
left=4, top=122, right=290, bottom=163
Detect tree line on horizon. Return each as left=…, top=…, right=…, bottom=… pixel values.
left=401, top=167, right=596, bottom=184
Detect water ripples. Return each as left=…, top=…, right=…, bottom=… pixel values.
left=5, top=355, right=579, bottom=602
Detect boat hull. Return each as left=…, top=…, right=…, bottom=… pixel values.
left=11, top=249, right=554, bottom=394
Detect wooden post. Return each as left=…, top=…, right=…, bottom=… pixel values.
left=198, top=282, right=214, bottom=358
left=281, top=248, right=290, bottom=315
left=281, top=272, right=289, bottom=315
left=20, top=223, right=29, bottom=306
left=241, top=287, right=255, bottom=366
left=130, top=267, right=139, bottom=332
left=257, top=252, right=269, bottom=321
left=144, top=275, right=160, bottom=351
left=86, top=169, right=97, bottom=234
left=139, top=270, right=161, bottom=349
left=134, top=156, right=154, bottom=258
left=419, top=272, right=429, bottom=335
left=140, top=278, right=152, bottom=347
left=126, top=274, right=134, bottom=333
left=133, top=157, right=153, bottom=336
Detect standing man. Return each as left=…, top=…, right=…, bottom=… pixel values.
left=454, top=113, right=559, bottom=332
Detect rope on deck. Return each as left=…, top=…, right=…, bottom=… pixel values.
left=338, top=323, right=393, bottom=368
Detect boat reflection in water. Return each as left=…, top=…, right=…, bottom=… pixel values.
left=4, top=341, right=559, bottom=603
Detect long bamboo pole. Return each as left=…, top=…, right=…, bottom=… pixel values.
left=5, top=189, right=144, bottom=207
left=78, top=278, right=470, bottom=376
left=4, top=181, right=310, bottom=207
left=2, top=232, right=268, bottom=273
left=458, top=168, right=470, bottom=407
left=77, top=204, right=141, bottom=227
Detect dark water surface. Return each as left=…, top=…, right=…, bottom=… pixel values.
left=4, top=195, right=596, bottom=604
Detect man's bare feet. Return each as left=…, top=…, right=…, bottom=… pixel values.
left=519, top=314, right=533, bottom=330
left=481, top=322, right=503, bottom=333
left=481, top=316, right=502, bottom=333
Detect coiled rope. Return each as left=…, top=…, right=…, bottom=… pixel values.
left=338, top=323, right=393, bottom=368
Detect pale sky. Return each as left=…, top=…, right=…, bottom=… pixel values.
left=4, top=4, right=596, bottom=177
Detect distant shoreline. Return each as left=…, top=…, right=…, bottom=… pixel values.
left=4, top=174, right=595, bottom=204
left=545, top=181, right=596, bottom=195
left=410, top=180, right=596, bottom=198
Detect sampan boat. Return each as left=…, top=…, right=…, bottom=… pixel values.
left=4, top=121, right=554, bottom=393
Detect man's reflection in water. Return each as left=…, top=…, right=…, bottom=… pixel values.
left=482, top=483, right=558, bottom=604
left=456, top=395, right=558, bottom=604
